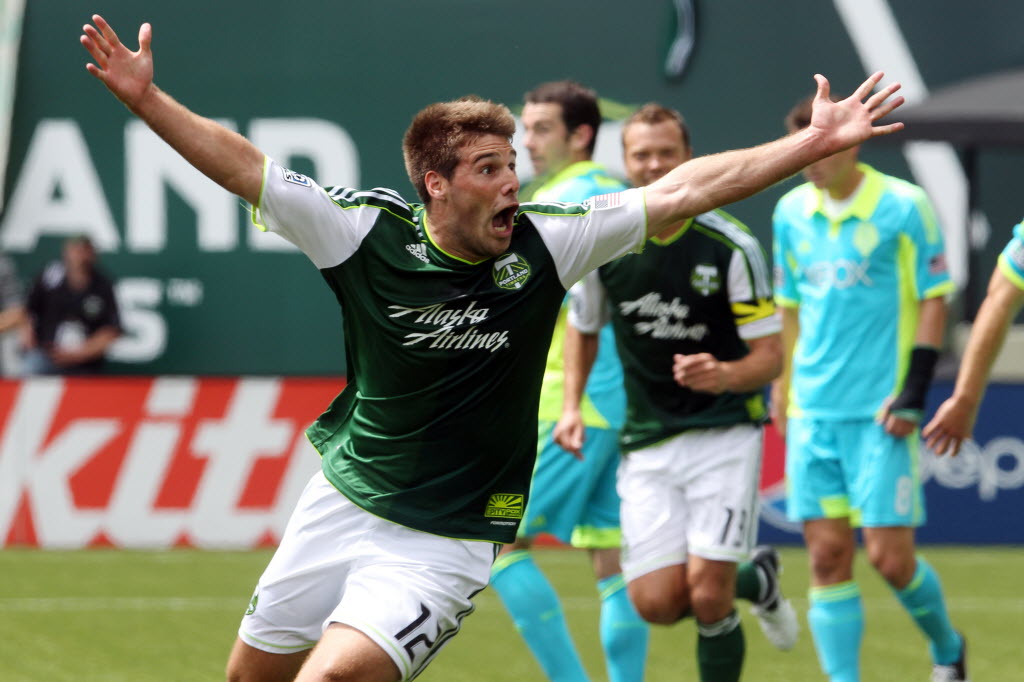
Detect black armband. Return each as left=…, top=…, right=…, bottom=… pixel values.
left=888, top=346, right=940, bottom=422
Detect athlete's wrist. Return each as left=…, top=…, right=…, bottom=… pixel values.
left=889, top=346, right=940, bottom=422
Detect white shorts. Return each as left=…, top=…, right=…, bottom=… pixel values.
left=618, top=424, right=763, bottom=582
left=238, top=470, right=498, bottom=681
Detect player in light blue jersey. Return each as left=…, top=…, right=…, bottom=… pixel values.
left=925, top=220, right=1024, bottom=456
left=771, top=94, right=967, bottom=682
left=490, top=80, right=649, bottom=682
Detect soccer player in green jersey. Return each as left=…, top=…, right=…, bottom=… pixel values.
left=925, top=220, right=1024, bottom=457
left=772, top=94, right=967, bottom=682
left=555, top=104, right=799, bottom=682
left=81, top=14, right=905, bottom=682
left=491, top=81, right=648, bottom=682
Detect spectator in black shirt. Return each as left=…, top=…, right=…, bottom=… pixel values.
left=21, top=235, right=121, bottom=374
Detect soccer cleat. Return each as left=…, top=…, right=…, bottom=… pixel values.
left=749, top=545, right=799, bottom=651
left=931, top=633, right=969, bottom=682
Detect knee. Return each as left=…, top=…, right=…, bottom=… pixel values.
left=628, top=581, right=689, bottom=625
left=807, top=538, right=854, bottom=583
left=866, top=544, right=916, bottom=587
left=689, top=582, right=734, bottom=624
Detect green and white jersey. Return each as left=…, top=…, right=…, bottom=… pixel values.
left=253, top=158, right=645, bottom=542
left=569, top=210, right=779, bottom=452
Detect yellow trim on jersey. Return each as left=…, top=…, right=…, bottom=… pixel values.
left=892, top=233, right=920, bottom=399
left=650, top=217, right=694, bottom=246
left=732, top=297, right=776, bottom=326
left=803, top=163, right=886, bottom=222
left=250, top=156, right=272, bottom=232
left=998, top=254, right=1024, bottom=291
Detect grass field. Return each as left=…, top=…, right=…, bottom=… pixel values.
left=0, top=546, right=1019, bottom=681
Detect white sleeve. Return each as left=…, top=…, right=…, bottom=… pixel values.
left=251, top=157, right=379, bottom=269
left=530, top=188, right=647, bottom=289
left=567, top=270, right=610, bottom=334
left=728, top=247, right=782, bottom=340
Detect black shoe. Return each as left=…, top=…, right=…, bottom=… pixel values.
left=931, top=632, right=969, bottom=682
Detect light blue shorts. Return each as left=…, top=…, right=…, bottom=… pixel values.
left=785, top=417, right=925, bottom=527
left=519, top=421, right=621, bottom=548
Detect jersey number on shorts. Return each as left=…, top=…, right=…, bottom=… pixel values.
left=719, top=507, right=748, bottom=547
left=395, top=603, right=439, bottom=660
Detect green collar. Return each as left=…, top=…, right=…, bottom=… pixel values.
left=650, top=217, right=695, bottom=246
left=420, top=209, right=486, bottom=265
left=804, top=163, right=885, bottom=223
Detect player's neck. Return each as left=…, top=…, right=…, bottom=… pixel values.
left=825, top=165, right=864, bottom=200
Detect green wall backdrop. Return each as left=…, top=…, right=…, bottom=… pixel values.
left=3, top=0, right=1024, bottom=374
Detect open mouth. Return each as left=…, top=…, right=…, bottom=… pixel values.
left=492, top=205, right=518, bottom=233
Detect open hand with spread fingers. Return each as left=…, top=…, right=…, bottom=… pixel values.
left=81, top=14, right=154, bottom=111
left=808, top=71, right=905, bottom=155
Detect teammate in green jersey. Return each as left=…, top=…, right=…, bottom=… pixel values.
left=491, top=80, right=648, bottom=682
left=556, top=104, right=798, bottom=682
left=81, top=13, right=905, bottom=682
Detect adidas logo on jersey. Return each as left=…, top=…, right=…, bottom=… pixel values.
left=405, top=243, right=429, bottom=264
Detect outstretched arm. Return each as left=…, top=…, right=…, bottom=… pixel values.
left=642, top=72, right=904, bottom=238
left=81, top=15, right=263, bottom=205
left=924, top=269, right=1024, bottom=456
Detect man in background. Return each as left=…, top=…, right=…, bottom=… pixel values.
left=490, top=80, right=649, bottom=682
left=771, top=94, right=967, bottom=682
left=925, top=219, right=1024, bottom=456
left=21, top=235, right=121, bottom=374
left=557, top=103, right=798, bottom=682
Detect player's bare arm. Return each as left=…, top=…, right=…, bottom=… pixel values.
left=924, top=269, right=1024, bottom=455
left=673, top=333, right=782, bottom=395
left=553, top=324, right=599, bottom=459
left=770, top=306, right=799, bottom=438
left=81, top=16, right=263, bottom=205
left=642, top=72, right=903, bottom=238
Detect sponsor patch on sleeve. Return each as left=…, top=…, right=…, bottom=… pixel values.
left=282, top=169, right=312, bottom=187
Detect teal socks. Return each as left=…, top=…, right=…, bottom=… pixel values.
left=597, top=574, right=649, bottom=682
left=894, top=556, right=962, bottom=665
left=808, top=581, right=863, bottom=682
left=490, top=551, right=590, bottom=681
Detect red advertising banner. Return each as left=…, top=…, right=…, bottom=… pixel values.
left=0, top=377, right=344, bottom=548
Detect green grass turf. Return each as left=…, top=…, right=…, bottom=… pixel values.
left=0, top=546, right=1018, bottom=680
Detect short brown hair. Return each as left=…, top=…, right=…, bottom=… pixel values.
left=403, top=97, right=516, bottom=204
left=524, top=80, right=601, bottom=155
left=623, top=103, right=691, bottom=150
left=784, top=93, right=845, bottom=130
